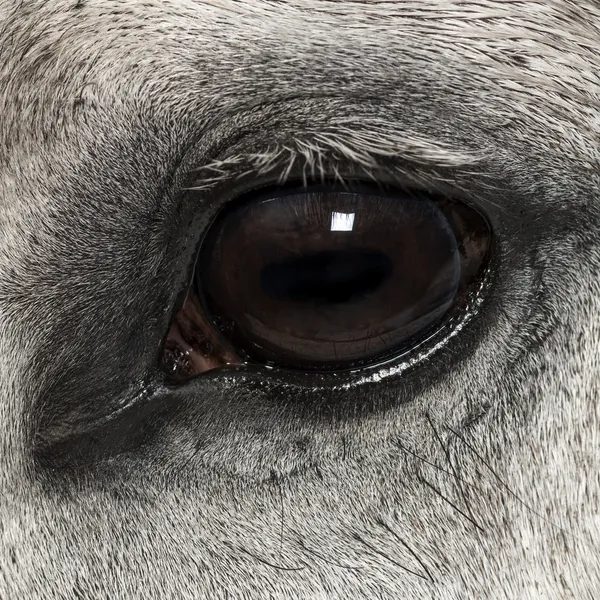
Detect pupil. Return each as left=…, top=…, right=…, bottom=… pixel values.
left=260, top=249, right=393, bottom=304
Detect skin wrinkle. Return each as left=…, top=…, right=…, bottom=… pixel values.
left=0, top=0, right=599, bottom=598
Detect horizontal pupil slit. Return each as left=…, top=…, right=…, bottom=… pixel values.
left=260, top=249, right=392, bottom=304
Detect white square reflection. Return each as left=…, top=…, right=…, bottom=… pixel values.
left=330, top=212, right=355, bottom=232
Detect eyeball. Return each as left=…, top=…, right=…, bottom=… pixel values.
left=160, top=182, right=491, bottom=378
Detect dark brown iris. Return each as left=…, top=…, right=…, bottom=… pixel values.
left=161, top=183, right=490, bottom=380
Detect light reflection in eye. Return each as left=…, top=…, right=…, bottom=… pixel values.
left=331, top=211, right=356, bottom=231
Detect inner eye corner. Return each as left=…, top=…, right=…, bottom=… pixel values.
left=159, top=178, right=493, bottom=384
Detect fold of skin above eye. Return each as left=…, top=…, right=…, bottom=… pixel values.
left=0, top=1, right=599, bottom=599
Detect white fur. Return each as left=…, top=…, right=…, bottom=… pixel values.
left=0, top=1, right=599, bottom=598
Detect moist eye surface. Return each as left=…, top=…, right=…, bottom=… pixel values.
left=199, top=185, right=463, bottom=368
left=161, top=182, right=491, bottom=378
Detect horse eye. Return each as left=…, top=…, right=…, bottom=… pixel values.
left=161, top=183, right=491, bottom=380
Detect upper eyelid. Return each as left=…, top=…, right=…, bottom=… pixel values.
left=184, top=133, right=483, bottom=193
left=177, top=139, right=489, bottom=220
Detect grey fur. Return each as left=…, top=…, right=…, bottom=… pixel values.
left=0, top=0, right=599, bottom=598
